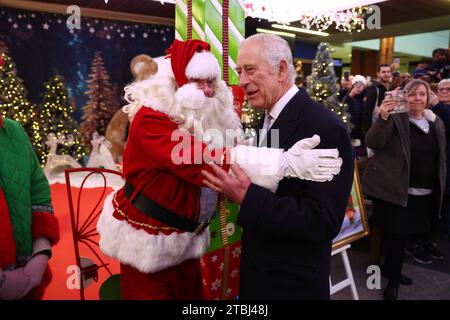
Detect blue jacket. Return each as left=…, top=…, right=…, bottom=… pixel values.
left=343, top=93, right=364, bottom=140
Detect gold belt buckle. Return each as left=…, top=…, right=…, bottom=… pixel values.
left=194, top=219, right=210, bottom=235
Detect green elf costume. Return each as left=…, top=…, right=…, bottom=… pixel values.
left=0, top=55, right=59, bottom=300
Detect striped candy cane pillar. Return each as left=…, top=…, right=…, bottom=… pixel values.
left=192, top=0, right=206, bottom=40
left=175, top=0, right=207, bottom=41
left=175, top=0, right=188, bottom=40
left=176, top=0, right=244, bottom=85
left=204, top=0, right=224, bottom=79
left=227, top=0, right=245, bottom=85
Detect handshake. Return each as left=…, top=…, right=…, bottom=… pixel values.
left=229, top=135, right=343, bottom=192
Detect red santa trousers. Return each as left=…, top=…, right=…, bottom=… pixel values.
left=120, top=258, right=203, bottom=300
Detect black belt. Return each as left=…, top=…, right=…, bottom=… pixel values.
left=123, top=182, right=210, bottom=235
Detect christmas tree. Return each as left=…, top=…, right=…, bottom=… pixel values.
left=306, top=42, right=351, bottom=130
left=35, top=71, right=86, bottom=164
left=0, top=53, right=37, bottom=138
left=79, top=51, right=120, bottom=150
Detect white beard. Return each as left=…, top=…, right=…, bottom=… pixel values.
left=173, top=82, right=243, bottom=148
left=123, top=76, right=243, bottom=148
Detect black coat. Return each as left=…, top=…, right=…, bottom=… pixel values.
left=237, top=90, right=354, bottom=300
left=429, top=102, right=450, bottom=195
left=361, top=81, right=389, bottom=137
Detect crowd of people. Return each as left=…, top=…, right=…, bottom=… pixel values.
left=1, top=35, right=449, bottom=301
left=338, top=48, right=450, bottom=152
left=334, top=47, right=450, bottom=300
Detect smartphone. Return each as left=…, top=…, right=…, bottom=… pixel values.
left=344, top=71, right=350, bottom=81
left=385, top=90, right=407, bottom=113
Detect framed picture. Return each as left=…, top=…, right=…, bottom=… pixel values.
left=332, top=161, right=370, bottom=250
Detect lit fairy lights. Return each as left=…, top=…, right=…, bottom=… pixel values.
left=306, top=43, right=351, bottom=131
left=34, top=73, right=86, bottom=165
left=0, top=53, right=37, bottom=140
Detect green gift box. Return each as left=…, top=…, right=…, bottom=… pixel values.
left=206, top=195, right=242, bottom=253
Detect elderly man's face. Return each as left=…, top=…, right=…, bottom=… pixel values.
left=190, top=78, right=216, bottom=97
left=438, top=83, right=450, bottom=104
left=237, top=44, right=281, bottom=111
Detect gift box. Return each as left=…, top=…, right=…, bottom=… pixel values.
left=201, top=195, right=242, bottom=299
left=207, top=195, right=242, bottom=253
left=200, top=241, right=241, bottom=300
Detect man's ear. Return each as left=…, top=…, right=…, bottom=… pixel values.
left=278, top=60, right=289, bottom=82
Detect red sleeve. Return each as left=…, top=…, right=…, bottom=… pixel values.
left=32, top=212, right=60, bottom=245
left=138, top=111, right=229, bottom=186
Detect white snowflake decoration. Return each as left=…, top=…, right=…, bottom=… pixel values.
left=211, top=279, right=221, bottom=291
left=232, top=246, right=241, bottom=259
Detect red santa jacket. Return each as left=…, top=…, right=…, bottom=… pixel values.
left=97, top=106, right=228, bottom=273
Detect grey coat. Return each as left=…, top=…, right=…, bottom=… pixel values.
left=362, top=110, right=446, bottom=217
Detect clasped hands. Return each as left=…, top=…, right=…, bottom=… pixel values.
left=202, top=135, right=342, bottom=204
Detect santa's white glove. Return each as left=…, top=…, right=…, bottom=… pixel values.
left=230, top=134, right=342, bottom=192
left=283, top=135, right=342, bottom=182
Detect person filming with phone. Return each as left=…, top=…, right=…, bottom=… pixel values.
left=362, top=79, right=447, bottom=300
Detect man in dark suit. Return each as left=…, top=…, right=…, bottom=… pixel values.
left=202, top=34, right=354, bottom=299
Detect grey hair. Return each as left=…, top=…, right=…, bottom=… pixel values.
left=241, top=34, right=296, bottom=83
left=438, top=79, right=450, bottom=88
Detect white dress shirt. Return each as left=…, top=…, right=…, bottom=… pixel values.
left=259, top=84, right=299, bottom=146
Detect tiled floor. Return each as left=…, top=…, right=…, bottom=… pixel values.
left=330, top=238, right=450, bottom=300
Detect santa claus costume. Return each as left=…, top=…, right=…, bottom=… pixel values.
left=97, top=39, right=242, bottom=299
left=96, top=39, right=342, bottom=300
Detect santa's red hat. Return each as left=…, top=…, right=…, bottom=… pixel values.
left=165, top=39, right=221, bottom=88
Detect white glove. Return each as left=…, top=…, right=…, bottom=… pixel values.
left=282, top=134, right=342, bottom=182
left=230, top=134, right=342, bottom=192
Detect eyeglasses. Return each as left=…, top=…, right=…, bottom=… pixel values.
left=438, top=87, right=450, bottom=93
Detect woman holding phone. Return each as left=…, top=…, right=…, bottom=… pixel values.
left=362, top=79, right=446, bottom=300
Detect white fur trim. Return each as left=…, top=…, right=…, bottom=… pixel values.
left=423, top=109, right=436, bottom=122
left=153, top=56, right=175, bottom=79
left=97, top=192, right=210, bottom=274
left=185, top=51, right=221, bottom=80
left=174, top=83, right=206, bottom=110
left=230, top=145, right=284, bottom=193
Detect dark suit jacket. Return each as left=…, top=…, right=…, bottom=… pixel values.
left=237, top=90, right=354, bottom=300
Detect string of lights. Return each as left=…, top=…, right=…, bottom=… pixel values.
left=306, top=43, right=351, bottom=131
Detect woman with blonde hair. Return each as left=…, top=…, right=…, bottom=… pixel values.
left=362, top=79, right=446, bottom=300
